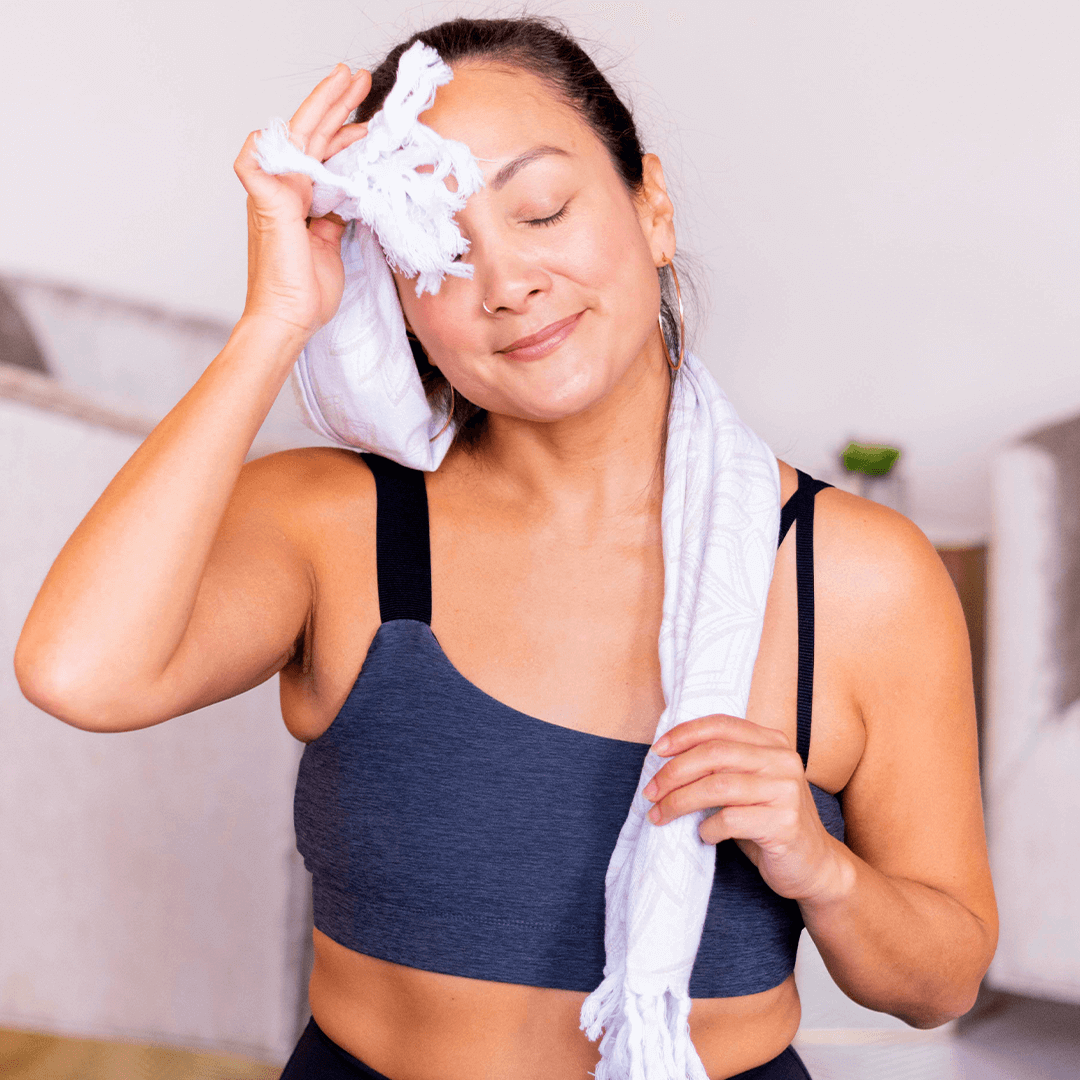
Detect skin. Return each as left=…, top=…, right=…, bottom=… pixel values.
left=14, top=58, right=997, bottom=1080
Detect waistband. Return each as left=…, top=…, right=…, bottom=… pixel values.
left=284, top=1015, right=812, bottom=1079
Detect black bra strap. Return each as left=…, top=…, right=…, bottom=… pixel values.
left=363, top=451, right=830, bottom=762
left=778, top=470, right=832, bottom=767
left=778, top=490, right=799, bottom=548
left=361, top=454, right=432, bottom=625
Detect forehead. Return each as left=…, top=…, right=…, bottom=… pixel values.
left=417, top=63, right=600, bottom=165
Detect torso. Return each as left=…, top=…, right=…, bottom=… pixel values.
left=278, top=448, right=866, bottom=1080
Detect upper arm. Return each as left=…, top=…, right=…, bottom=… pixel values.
left=141, top=450, right=321, bottom=722
left=822, top=495, right=997, bottom=937
left=17, top=442, right=374, bottom=734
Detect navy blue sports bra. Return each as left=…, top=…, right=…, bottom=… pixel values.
left=294, top=456, right=844, bottom=998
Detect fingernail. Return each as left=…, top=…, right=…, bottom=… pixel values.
left=648, top=806, right=662, bottom=824
left=653, top=736, right=670, bottom=755
left=643, top=779, right=658, bottom=800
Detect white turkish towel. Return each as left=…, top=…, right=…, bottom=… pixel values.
left=288, top=218, right=456, bottom=469
left=577, top=353, right=779, bottom=1079
left=255, top=42, right=781, bottom=1079
left=255, top=41, right=481, bottom=467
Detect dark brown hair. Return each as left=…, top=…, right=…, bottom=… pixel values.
left=356, top=16, right=684, bottom=445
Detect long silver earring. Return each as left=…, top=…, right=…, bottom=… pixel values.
left=658, top=257, right=686, bottom=372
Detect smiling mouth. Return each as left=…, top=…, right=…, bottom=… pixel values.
left=499, top=311, right=584, bottom=357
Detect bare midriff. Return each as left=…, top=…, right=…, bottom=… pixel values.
left=307, top=928, right=802, bottom=1080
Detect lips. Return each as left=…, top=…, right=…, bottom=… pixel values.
left=499, top=311, right=584, bottom=355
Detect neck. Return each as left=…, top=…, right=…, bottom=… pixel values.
left=462, top=339, right=672, bottom=523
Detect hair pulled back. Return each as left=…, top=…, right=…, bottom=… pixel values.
left=356, top=16, right=683, bottom=443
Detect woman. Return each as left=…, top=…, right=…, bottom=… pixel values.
left=15, top=16, right=997, bottom=1080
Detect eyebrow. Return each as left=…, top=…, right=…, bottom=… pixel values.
left=490, top=146, right=571, bottom=191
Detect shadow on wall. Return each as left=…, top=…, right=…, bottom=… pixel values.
left=0, top=273, right=331, bottom=453
left=0, top=281, right=49, bottom=375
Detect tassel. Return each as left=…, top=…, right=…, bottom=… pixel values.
left=581, top=978, right=711, bottom=1080
left=253, top=41, right=484, bottom=297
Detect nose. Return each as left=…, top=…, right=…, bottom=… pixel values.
left=474, top=238, right=551, bottom=315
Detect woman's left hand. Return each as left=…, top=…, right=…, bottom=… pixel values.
left=643, top=713, right=842, bottom=903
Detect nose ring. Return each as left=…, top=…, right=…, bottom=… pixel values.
left=482, top=300, right=495, bottom=316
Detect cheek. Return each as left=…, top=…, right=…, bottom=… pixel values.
left=400, top=286, right=503, bottom=405
left=401, top=285, right=474, bottom=364
left=562, top=198, right=659, bottom=320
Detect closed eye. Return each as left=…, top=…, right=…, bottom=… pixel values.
left=526, top=204, right=569, bottom=227
left=453, top=202, right=569, bottom=260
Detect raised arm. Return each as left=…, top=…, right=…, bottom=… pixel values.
left=14, top=64, right=372, bottom=732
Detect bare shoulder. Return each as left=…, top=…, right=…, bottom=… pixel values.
left=777, top=457, right=954, bottom=613
left=783, top=466, right=983, bottom=862
left=776, top=458, right=969, bottom=725
left=227, top=446, right=376, bottom=548
left=235, top=445, right=375, bottom=509
left=811, top=484, right=964, bottom=663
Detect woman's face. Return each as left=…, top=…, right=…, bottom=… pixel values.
left=393, top=63, right=675, bottom=424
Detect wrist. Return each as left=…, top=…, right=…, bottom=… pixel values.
left=229, top=314, right=310, bottom=367
left=800, top=837, right=858, bottom=911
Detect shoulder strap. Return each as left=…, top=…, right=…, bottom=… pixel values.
left=778, top=470, right=833, bottom=767
left=360, top=453, right=432, bottom=625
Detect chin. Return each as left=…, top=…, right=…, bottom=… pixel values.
left=486, top=360, right=624, bottom=424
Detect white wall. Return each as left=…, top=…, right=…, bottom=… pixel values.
left=4, top=0, right=1075, bottom=540
left=2, top=0, right=1077, bottom=542
left=0, top=397, right=311, bottom=1060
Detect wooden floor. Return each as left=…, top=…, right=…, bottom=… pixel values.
left=0, top=1027, right=281, bottom=1080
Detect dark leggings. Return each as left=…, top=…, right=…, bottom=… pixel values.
left=279, top=1015, right=813, bottom=1079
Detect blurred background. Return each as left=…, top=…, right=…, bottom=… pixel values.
left=1, top=1, right=1078, bottom=1077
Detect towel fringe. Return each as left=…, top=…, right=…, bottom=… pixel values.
left=253, top=42, right=483, bottom=297
left=580, top=977, right=711, bottom=1080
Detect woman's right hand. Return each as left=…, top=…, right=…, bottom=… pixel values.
left=234, top=64, right=372, bottom=341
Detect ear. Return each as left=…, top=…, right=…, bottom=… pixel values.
left=637, top=154, right=677, bottom=266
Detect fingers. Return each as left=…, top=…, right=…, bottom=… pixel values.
left=310, top=71, right=371, bottom=159
left=288, top=63, right=351, bottom=139
left=698, top=803, right=795, bottom=847
left=234, top=129, right=290, bottom=202
left=308, top=214, right=346, bottom=250
left=647, top=737, right=786, bottom=799
left=647, top=770, right=786, bottom=827
left=323, top=121, right=369, bottom=162
left=236, top=65, right=371, bottom=212
left=643, top=721, right=806, bottom=831
left=291, top=65, right=371, bottom=161
left=653, top=713, right=791, bottom=757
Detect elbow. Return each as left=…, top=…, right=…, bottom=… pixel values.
left=14, top=634, right=138, bottom=732
left=879, top=971, right=983, bottom=1029
left=14, top=632, right=63, bottom=717
left=896, top=942, right=997, bottom=1030
left=899, top=988, right=980, bottom=1030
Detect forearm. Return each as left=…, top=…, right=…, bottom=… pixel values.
left=15, top=316, right=304, bottom=720
left=800, top=838, right=995, bottom=1027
